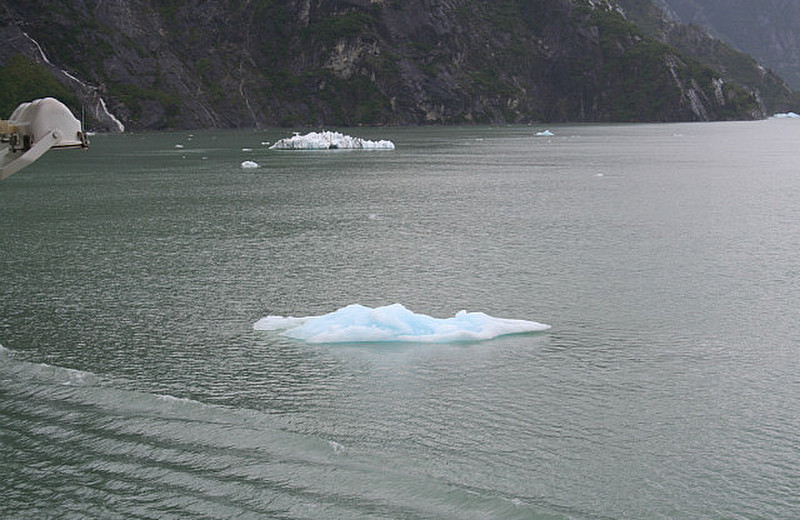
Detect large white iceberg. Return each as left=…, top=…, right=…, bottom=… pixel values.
left=772, top=112, right=800, bottom=119
left=253, top=303, right=550, bottom=343
left=269, top=131, right=395, bottom=150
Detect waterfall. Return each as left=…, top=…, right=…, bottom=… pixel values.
left=22, top=31, right=125, bottom=132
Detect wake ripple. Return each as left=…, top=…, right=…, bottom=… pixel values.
left=0, top=346, right=566, bottom=519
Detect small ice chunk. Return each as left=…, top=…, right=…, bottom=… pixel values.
left=254, top=303, right=550, bottom=343
left=269, top=130, right=395, bottom=150
left=535, top=130, right=555, bottom=137
left=329, top=440, right=347, bottom=454
left=241, top=160, right=259, bottom=168
left=174, top=144, right=185, bottom=148
left=772, top=112, right=800, bottom=119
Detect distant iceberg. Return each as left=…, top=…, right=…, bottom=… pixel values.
left=535, top=130, right=555, bottom=137
left=771, top=112, right=800, bottom=119
left=241, top=160, right=259, bottom=168
left=253, top=303, right=550, bottom=343
left=269, top=131, right=395, bottom=150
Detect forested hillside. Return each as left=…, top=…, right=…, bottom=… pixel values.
left=0, top=0, right=790, bottom=130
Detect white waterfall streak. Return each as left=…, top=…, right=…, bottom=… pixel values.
left=97, top=98, right=125, bottom=132
left=22, top=31, right=125, bottom=132
left=24, top=31, right=53, bottom=65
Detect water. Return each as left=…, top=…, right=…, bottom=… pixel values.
left=2, top=121, right=799, bottom=519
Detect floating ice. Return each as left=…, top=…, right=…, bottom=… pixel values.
left=253, top=303, right=550, bottom=343
left=241, top=160, right=259, bottom=168
left=269, top=131, right=395, bottom=150
left=772, top=112, right=800, bottom=119
left=536, top=130, right=555, bottom=137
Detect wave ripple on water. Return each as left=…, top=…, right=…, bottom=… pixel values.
left=0, top=344, right=564, bottom=519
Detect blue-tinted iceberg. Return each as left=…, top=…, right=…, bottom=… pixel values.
left=772, top=112, right=800, bottom=119
left=535, top=130, right=555, bottom=137
left=253, top=303, right=550, bottom=343
left=269, top=131, right=395, bottom=150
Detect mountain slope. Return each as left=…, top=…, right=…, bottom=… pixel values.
left=0, top=0, right=767, bottom=130
left=617, top=0, right=798, bottom=114
left=654, top=0, right=800, bottom=90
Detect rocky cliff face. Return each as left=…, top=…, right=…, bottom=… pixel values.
left=617, top=0, right=798, bottom=114
left=654, top=0, right=800, bottom=89
left=0, top=0, right=774, bottom=130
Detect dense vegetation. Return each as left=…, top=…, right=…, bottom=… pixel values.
left=0, top=54, right=79, bottom=119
